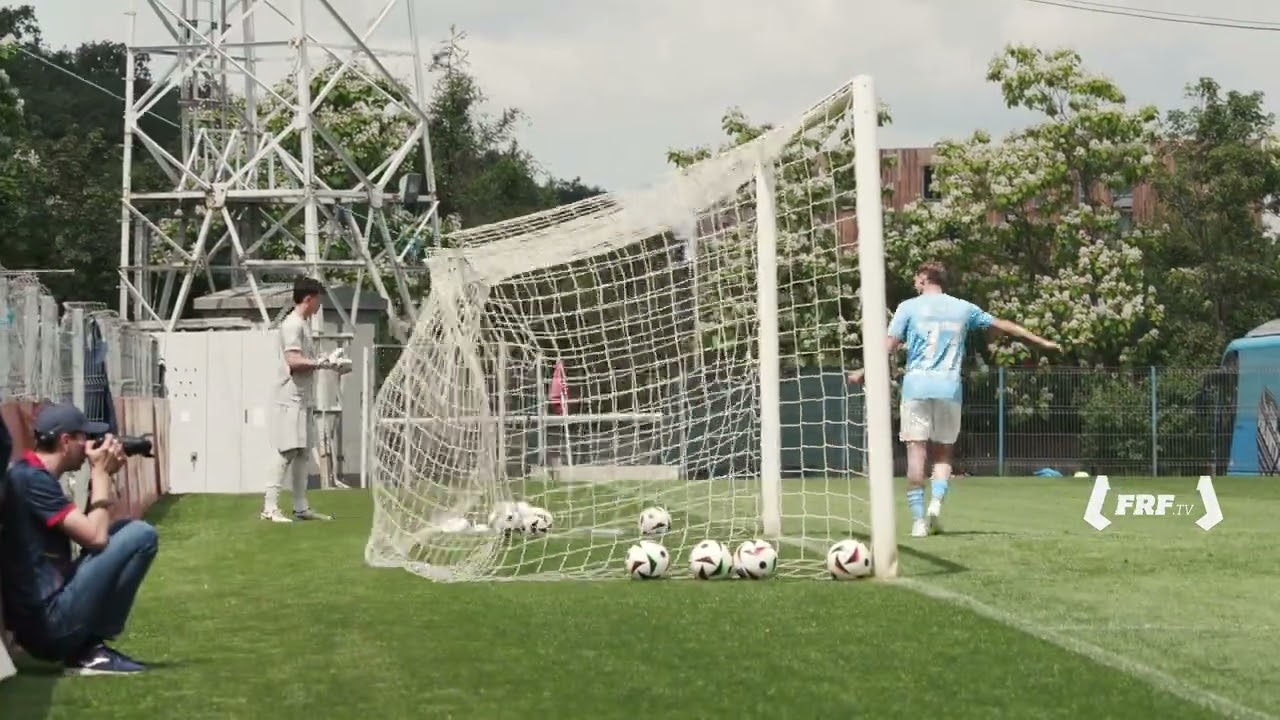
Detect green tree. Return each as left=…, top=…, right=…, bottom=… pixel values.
left=889, top=45, right=1165, bottom=367
left=427, top=30, right=564, bottom=231
left=1151, top=77, right=1280, bottom=363
left=0, top=5, right=177, bottom=306
left=0, top=44, right=22, bottom=150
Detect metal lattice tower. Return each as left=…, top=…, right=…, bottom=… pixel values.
left=118, top=0, right=440, bottom=338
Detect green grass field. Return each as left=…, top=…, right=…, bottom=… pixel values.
left=2, top=475, right=1278, bottom=720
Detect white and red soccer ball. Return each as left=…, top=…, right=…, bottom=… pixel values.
left=733, top=540, right=778, bottom=579
left=826, top=539, right=873, bottom=580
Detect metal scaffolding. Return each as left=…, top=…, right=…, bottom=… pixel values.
left=118, top=0, right=439, bottom=340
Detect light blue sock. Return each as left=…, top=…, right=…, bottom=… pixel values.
left=906, top=488, right=925, bottom=521
left=931, top=477, right=949, bottom=502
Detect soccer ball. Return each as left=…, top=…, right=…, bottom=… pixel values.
left=488, top=502, right=523, bottom=535
left=689, top=539, right=733, bottom=580
left=638, top=506, right=672, bottom=535
left=826, top=539, right=873, bottom=580
left=625, top=540, right=670, bottom=579
left=522, top=507, right=553, bottom=536
left=733, top=539, right=778, bottom=579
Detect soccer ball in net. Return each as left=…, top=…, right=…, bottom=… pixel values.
left=826, top=539, right=873, bottom=580
left=733, top=540, right=778, bottom=579
left=487, top=503, right=523, bottom=536
left=523, top=507, right=553, bottom=536
left=689, top=540, right=733, bottom=580
left=638, top=506, right=672, bottom=536
left=625, top=540, right=670, bottom=579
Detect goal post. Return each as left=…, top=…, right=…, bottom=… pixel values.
left=366, top=74, right=900, bottom=581
left=754, top=156, right=784, bottom=539
left=851, top=75, right=899, bottom=579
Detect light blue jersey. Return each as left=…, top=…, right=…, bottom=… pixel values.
left=887, top=293, right=994, bottom=402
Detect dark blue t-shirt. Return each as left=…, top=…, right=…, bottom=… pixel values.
left=0, top=452, right=75, bottom=643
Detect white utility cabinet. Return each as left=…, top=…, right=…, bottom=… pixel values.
left=157, top=329, right=282, bottom=494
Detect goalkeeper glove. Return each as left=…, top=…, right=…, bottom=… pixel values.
left=322, top=348, right=353, bottom=375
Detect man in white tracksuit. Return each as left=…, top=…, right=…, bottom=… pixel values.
left=261, top=276, right=351, bottom=523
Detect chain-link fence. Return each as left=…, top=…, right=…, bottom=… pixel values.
left=61, top=303, right=164, bottom=422
left=0, top=272, right=65, bottom=402
left=362, top=345, right=1246, bottom=479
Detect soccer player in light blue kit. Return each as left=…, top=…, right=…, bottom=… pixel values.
left=858, top=262, right=1059, bottom=537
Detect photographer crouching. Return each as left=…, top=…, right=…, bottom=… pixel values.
left=0, top=402, right=158, bottom=675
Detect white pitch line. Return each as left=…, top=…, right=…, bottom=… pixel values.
left=1042, top=624, right=1274, bottom=633
left=898, top=578, right=1276, bottom=720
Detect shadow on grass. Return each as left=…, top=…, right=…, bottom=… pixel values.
left=142, top=494, right=183, bottom=527
left=2, top=652, right=205, bottom=719
left=844, top=530, right=972, bottom=578
left=2, top=653, right=55, bottom=720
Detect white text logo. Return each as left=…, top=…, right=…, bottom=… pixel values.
left=1083, top=476, right=1223, bottom=532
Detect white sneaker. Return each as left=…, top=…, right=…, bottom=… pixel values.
left=294, top=508, right=333, bottom=521
left=926, top=498, right=943, bottom=535
left=910, top=518, right=928, bottom=537
left=260, top=509, right=293, bottom=523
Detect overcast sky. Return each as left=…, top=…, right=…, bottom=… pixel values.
left=24, top=0, right=1280, bottom=191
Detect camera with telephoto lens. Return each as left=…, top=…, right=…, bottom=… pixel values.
left=89, top=432, right=154, bottom=458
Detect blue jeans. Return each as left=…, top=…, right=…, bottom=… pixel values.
left=37, top=519, right=159, bottom=661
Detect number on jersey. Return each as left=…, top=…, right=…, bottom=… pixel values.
left=924, top=325, right=960, bottom=368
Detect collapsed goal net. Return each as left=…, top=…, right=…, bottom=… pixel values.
left=366, top=76, right=898, bottom=581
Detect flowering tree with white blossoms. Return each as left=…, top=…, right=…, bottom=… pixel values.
left=259, top=60, right=417, bottom=192
left=668, top=105, right=892, bottom=368
left=888, top=45, right=1166, bottom=368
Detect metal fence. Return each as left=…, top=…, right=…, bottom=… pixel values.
left=1, top=276, right=162, bottom=411
left=0, top=272, right=63, bottom=402
left=363, top=344, right=1247, bottom=479
left=957, top=366, right=1234, bottom=477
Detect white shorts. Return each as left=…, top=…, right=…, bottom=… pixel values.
left=272, top=404, right=316, bottom=453
left=899, top=398, right=962, bottom=445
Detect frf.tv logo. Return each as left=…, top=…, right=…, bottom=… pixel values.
left=1083, top=476, right=1223, bottom=532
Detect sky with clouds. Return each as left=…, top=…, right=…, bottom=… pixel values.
left=23, top=0, right=1280, bottom=191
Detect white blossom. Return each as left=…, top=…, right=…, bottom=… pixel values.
left=886, top=46, right=1164, bottom=368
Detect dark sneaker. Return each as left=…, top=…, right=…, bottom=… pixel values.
left=64, top=645, right=146, bottom=676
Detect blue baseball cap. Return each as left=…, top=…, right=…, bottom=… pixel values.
left=34, top=403, right=110, bottom=438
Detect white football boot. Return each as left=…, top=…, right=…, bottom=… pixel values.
left=926, top=497, right=944, bottom=535
left=910, top=518, right=928, bottom=537
left=260, top=509, right=293, bottom=523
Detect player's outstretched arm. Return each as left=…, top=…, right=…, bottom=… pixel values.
left=849, top=333, right=901, bottom=386
left=989, top=317, right=1060, bottom=352
left=850, top=307, right=908, bottom=385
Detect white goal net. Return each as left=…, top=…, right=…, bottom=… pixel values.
left=365, top=76, right=898, bottom=581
